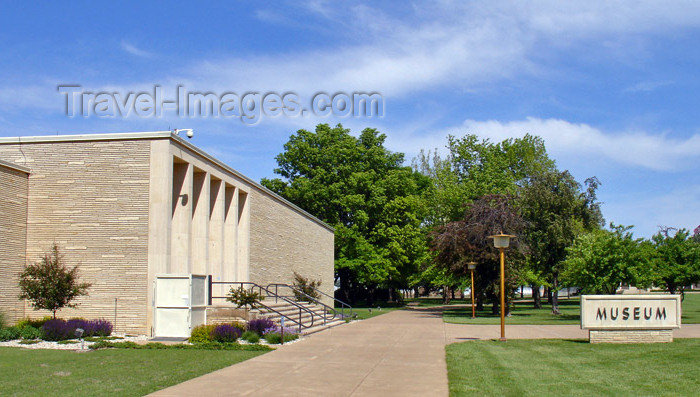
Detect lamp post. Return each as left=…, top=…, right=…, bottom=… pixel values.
left=488, top=233, right=515, bottom=342
left=467, top=262, right=477, bottom=319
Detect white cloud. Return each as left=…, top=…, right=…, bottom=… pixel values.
left=6, top=2, right=700, bottom=116
left=603, top=184, right=700, bottom=238
left=120, top=41, right=153, bottom=58
left=384, top=117, right=700, bottom=172
left=456, top=117, right=700, bottom=171
left=623, top=81, right=674, bottom=93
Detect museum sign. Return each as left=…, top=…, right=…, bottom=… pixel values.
left=581, top=295, right=681, bottom=329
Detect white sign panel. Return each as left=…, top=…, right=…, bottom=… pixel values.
left=581, top=295, right=681, bottom=330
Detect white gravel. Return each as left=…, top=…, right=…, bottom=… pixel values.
left=0, top=334, right=304, bottom=350
left=0, top=334, right=149, bottom=350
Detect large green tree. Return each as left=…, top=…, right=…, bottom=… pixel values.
left=413, top=134, right=554, bottom=294
left=262, top=124, right=430, bottom=303
left=414, top=134, right=555, bottom=227
left=649, top=228, right=700, bottom=299
left=520, top=170, right=603, bottom=312
left=561, top=224, right=650, bottom=294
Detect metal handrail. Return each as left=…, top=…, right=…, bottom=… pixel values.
left=308, top=285, right=353, bottom=320
left=207, top=277, right=318, bottom=332
left=266, top=283, right=353, bottom=322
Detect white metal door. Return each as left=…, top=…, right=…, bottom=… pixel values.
left=154, top=274, right=208, bottom=337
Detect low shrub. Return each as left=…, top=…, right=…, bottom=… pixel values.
left=247, top=318, right=275, bottom=336
left=212, top=324, right=242, bottom=343
left=226, top=286, right=263, bottom=309
left=41, top=319, right=74, bottom=341
left=231, top=322, right=247, bottom=333
left=16, top=316, right=52, bottom=329
left=18, top=340, right=40, bottom=345
left=241, top=331, right=260, bottom=344
left=189, top=324, right=216, bottom=344
left=0, top=327, right=21, bottom=341
left=292, top=272, right=322, bottom=302
left=40, top=318, right=113, bottom=341
left=19, top=325, right=41, bottom=340
left=66, top=318, right=113, bottom=337
left=263, top=332, right=298, bottom=344
left=83, top=336, right=123, bottom=342
left=262, top=325, right=299, bottom=344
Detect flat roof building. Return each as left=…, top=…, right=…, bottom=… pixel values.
left=0, top=132, right=334, bottom=335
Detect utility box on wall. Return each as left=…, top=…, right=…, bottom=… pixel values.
left=154, top=274, right=208, bottom=338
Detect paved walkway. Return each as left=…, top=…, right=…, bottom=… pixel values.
left=151, top=308, right=448, bottom=397
left=150, top=307, right=700, bottom=397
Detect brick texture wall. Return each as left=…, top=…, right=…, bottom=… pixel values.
left=0, top=140, right=150, bottom=333
left=248, top=188, right=335, bottom=305
left=0, top=164, right=28, bottom=324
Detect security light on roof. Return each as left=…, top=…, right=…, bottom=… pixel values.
left=173, top=128, right=194, bottom=139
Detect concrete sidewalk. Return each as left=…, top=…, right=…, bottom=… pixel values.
left=150, top=307, right=700, bottom=396
left=150, top=308, right=449, bottom=397
left=445, top=323, right=700, bottom=344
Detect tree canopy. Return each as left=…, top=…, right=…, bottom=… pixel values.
left=262, top=124, right=430, bottom=303
left=520, top=170, right=603, bottom=312
left=414, top=134, right=554, bottom=226
left=649, top=228, right=700, bottom=298
left=560, top=224, right=650, bottom=294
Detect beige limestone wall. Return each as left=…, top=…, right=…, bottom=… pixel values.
left=0, top=140, right=151, bottom=334
left=248, top=188, right=335, bottom=306
left=1, top=133, right=334, bottom=335
left=589, top=329, right=673, bottom=343
left=0, top=163, right=29, bottom=324
left=162, top=139, right=334, bottom=306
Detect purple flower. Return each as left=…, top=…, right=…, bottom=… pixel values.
left=247, top=318, right=275, bottom=336
left=212, top=324, right=242, bottom=343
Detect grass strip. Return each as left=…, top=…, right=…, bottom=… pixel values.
left=446, top=339, right=700, bottom=396
left=0, top=346, right=268, bottom=396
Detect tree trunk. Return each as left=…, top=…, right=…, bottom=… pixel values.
left=338, top=268, right=353, bottom=304
left=551, top=273, right=560, bottom=315
left=451, top=286, right=456, bottom=300
left=533, top=284, right=542, bottom=309
left=490, top=293, right=499, bottom=315
left=367, top=286, right=375, bottom=308
left=443, top=286, right=451, bottom=304
left=476, top=293, right=484, bottom=311
left=388, top=286, right=395, bottom=303
left=547, top=287, right=553, bottom=305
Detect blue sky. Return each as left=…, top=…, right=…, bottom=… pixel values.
left=1, top=1, right=699, bottom=237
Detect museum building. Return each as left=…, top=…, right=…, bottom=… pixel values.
left=0, top=131, right=334, bottom=335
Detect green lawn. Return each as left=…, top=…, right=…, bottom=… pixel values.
left=0, top=347, right=267, bottom=396
left=680, top=292, right=700, bottom=323
left=443, top=298, right=581, bottom=325
left=447, top=339, right=700, bottom=396
left=348, top=305, right=404, bottom=320
left=444, top=292, right=700, bottom=325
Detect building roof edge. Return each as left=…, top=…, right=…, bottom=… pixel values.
left=0, top=131, right=334, bottom=232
